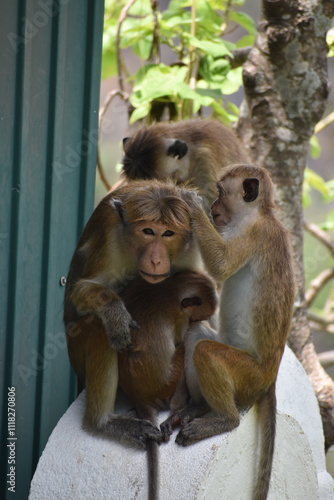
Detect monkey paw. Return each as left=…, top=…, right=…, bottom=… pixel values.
left=160, top=409, right=187, bottom=441
left=128, top=420, right=163, bottom=449
left=179, top=189, right=203, bottom=211
left=175, top=419, right=204, bottom=446
left=160, top=418, right=174, bottom=442
left=102, top=301, right=139, bottom=351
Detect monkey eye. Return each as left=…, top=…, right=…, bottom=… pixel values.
left=162, top=230, right=175, bottom=237
left=217, top=183, right=226, bottom=196
left=142, top=228, right=155, bottom=235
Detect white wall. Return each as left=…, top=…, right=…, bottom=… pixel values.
left=29, top=347, right=334, bottom=500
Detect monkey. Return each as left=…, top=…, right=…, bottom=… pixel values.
left=121, top=119, right=250, bottom=210
left=63, top=180, right=204, bottom=450
left=117, top=271, right=217, bottom=500
left=160, top=164, right=295, bottom=500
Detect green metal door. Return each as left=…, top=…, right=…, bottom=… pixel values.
left=0, top=1, right=105, bottom=498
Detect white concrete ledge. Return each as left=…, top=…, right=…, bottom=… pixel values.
left=29, top=347, right=334, bottom=500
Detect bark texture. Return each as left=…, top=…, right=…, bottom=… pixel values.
left=237, top=0, right=334, bottom=449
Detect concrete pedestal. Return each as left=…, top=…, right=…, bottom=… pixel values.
left=29, top=347, right=334, bottom=500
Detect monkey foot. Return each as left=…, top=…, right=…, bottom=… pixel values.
left=160, top=404, right=208, bottom=442
left=103, top=417, right=163, bottom=449
left=132, top=420, right=163, bottom=449
left=175, top=418, right=209, bottom=446
left=176, top=416, right=239, bottom=446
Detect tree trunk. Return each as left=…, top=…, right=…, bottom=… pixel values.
left=236, top=0, right=334, bottom=449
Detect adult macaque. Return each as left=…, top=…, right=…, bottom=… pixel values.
left=118, top=271, right=217, bottom=500
left=162, top=164, right=295, bottom=500
left=121, top=119, right=250, bottom=210
left=63, top=180, right=203, bottom=449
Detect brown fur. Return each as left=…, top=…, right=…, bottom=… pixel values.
left=63, top=181, right=203, bottom=451
left=118, top=271, right=217, bottom=500
left=162, top=165, right=295, bottom=500
left=118, top=272, right=217, bottom=408
left=121, top=120, right=250, bottom=210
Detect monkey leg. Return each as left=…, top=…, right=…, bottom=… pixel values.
left=80, top=322, right=162, bottom=449
left=176, top=339, right=269, bottom=446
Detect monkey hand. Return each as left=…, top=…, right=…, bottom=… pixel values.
left=108, top=417, right=163, bottom=449
left=180, top=189, right=203, bottom=212
left=120, top=419, right=163, bottom=449
left=101, top=300, right=139, bottom=351
left=175, top=418, right=205, bottom=446
left=160, top=411, right=182, bottom=442
left=160, top=404, right=203, bottom=442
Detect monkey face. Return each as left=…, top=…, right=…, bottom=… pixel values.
left=211, top=175, right=260, bottom=227
left=130, top=222, right=187, bottom=283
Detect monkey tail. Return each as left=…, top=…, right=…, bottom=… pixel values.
left=136, top=406, right=160, bottom=500
left=147, top=439, right=159, bottom=500
left=253, top=382, right=276, bottom=500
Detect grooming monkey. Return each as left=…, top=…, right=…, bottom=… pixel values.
left=118, top=271, right=217, bottom=500
left=121, top=119, right=250, bottom=210
left=161, top=164, right=295, bottom=500
left=64, top=180, right=204, bottom=449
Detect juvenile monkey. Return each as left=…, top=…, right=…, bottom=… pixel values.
left=64, top=180, right=203, bottom=448
left=121, top=119, right=250, bottom=210
left=162, top=164, right=295, bottom=500
left=118, top=271, right=217, bottom=500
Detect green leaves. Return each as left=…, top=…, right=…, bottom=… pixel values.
left=327, top=28, right=334, bottom=57
left=229, top=11, right=256, bottom=36
left=320, top=211, right=334, bottom=231
left=103, top=0, right=255, bottom=122
left=303, top=167, right=334, bottom=209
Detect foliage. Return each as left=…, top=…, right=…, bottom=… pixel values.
left=103, top=0, right=255, bottom=123
left=327, top=28, right=334, bottom=58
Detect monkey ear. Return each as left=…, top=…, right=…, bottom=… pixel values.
left=122, top=137, right=130, bottom=151
left=181, top=296, right=202, bottom=309
left=110, top=198, right=124, bottom=221
left=167, top=139, right=188, bottom=160
left=243, top=178, right=259, bottom=202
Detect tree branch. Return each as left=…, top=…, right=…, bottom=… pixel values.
left=308, top=311, right=334, bottom=334
left=229, top=47, right=252, bottom=69
left=315, top=110, right=334, bottom=134
left=306, top=268, right=334, bottom=307
left=149, top=0, right=161, bottom=63
left=116, top=0, right=137, bottom=92
left=304, top=221, right=334, bottom=257
left=97, top=90, right=130, bottom=192
left=318, top=350, right=334, bottom=368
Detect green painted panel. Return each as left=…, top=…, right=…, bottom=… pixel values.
left=0, top=1, right=105, bottom=499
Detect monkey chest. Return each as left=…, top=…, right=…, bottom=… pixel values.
left=219, top=264, right=257, bottom=355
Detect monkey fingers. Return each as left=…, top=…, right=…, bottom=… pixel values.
left=136, top=420, right=164, bottom=449
left=160, top=403, right=208, bottom=442
left=175, top=415, right=238, bottom=447
left=104, top=417, right=163, bottom=449
left=102, top=300, right=139, bottom=351
left=160, top=412, right=180, bottom=441
left=179, top=189, right=203, bottom=212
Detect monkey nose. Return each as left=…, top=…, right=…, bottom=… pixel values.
left=151, top=258, right=161, bottom=268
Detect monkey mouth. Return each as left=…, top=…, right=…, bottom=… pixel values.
left=139, top=270, right=170, bottom=283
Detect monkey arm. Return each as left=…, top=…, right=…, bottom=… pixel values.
left=191, top=207, right=255, bottom=282
left=70, top=279, right=138, bottom=351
